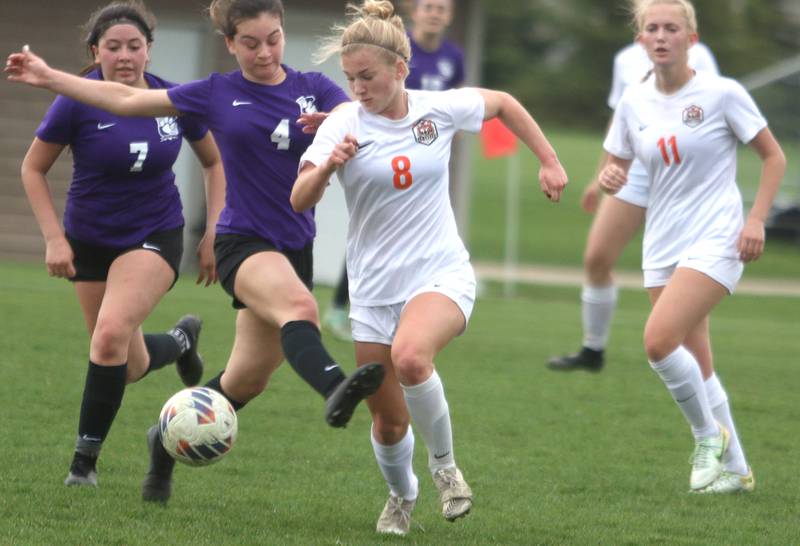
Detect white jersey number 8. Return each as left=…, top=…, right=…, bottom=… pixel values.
left=391, top=155, right=413, bottom=190
left=129, top=141, right=149, bottom=172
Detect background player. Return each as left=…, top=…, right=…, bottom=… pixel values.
left=600, top=0, right=785, bottom=493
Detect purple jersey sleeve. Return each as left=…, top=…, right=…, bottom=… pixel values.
left=36, top=95, right=76, bottom=144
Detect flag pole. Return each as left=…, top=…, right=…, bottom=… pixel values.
left=503, top=151, right=520, bottom=297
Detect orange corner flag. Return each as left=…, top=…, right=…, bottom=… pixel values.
left=480, top=118, right=517, bottom=158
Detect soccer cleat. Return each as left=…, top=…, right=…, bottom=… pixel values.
left=376, top=495, right=416, bottom=536
left=325, top=362, right=384, bottom=428
left=64, top=452, right=98, bottom=487
left=173, top=315, right=204, bottom=386
left=141, top=424, right=176, bottom=503
left=689, top=424, right=730, bottom=491
left=432, top=466, right=473, bottom=521
left=695, top=468, right=755, bottom=494
left=546, top=347, right=604, bottom=372
left=322, top=307, right=352, bottom=342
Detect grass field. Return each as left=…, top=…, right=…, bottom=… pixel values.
left=1, top=261, right=798, bottom=545
left=469, top=129, right=800, bottom=279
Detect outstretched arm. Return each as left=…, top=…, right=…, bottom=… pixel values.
left=477, top=88, right=568, bottom=202
left=6, top=46, right=178, bottom=117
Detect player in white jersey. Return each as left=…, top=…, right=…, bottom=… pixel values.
left=292, top=1, right=567, bottom=535
left=599, top=0, right=785, bottom=494
left=548, top=36, right=718, bottom=372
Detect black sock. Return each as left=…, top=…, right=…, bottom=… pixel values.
left=75, top=361, right=127, bottom=456
left=281, top=320, right=345, bottom=397
left=204, top=371, right=245, bottom=411
left=333, top=266, right=349, bottom=308
left=143, top=333, right=182, bottom=374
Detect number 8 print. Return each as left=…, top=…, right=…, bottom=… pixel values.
left=391, top=155, right=413, bottom=190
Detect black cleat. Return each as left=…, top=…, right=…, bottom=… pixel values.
left=173, top=315, right=204, bottom=386
left=64, top=452, right=98, bottom=486
left=547, top=347, right=605, bottom=372
left=142, top=425, right=176, bottom=503
left=325, top=363, right=384, bottom=428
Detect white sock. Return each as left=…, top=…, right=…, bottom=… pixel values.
left=402, top=370, right=455, bottom=472
left=650, top=346, right=718, bottom=440
left=371, top=424, right=418, bottom=500
left=581, top=284, right=618, bottom=350
left=705, top=374, right=749, bottom=475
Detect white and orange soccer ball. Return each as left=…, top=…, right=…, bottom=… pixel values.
left=158, top=387, right=238, bottom=466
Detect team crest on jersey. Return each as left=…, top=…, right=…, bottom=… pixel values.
left=155, top=116, right=180, bottom=141
left=296, top=96, right=318, bottom=114
left=682, top=105, right=704, bottom=128
left=437, top=59, right=455, bottom=80
left=412, top=119, right=438, bottom=146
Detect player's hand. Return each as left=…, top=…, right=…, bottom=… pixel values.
left=195, top=231, right=218, bottom=286
left=5, top=45, right=53, bottom=88
left=580, top=180, right=602, bottom=214
left=297, top=112, right=330, bottom=134
left=598, top=163, right=627, bottom=195
left=539, top=161, right=568, bottom=203
left=45, top=236, right=76, bottom=279
left=737, top=217, right=765, bottom=263
left=324, top=134, right=358, bottom=171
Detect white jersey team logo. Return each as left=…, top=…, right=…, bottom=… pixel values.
left=296, top=95, right=318, bottom=114
left=412, top=119, right=439, bottom=146
left=682, top=105, right=704, bottom=128
left=156, top=116, right=180, bottom=141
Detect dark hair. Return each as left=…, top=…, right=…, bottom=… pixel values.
left=208, top=0, right=284, bottom=38
left=80, top=0, right=156, bottom=75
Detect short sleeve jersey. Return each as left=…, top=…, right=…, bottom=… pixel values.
left=35, top=70, right=208, bottom=247
left=604, top=71, right=766, bottom=269
left=167, top=66, right=350, bottom=250
left=607, top=42, right=719, bottom=180
left=300, top=88, right=485, bottom=305
left=406, top=35, right=465, bottom=91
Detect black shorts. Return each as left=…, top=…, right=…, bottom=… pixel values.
left=215, top=233, right=314, bottom=309
left=67, top=226, right=184, bottom=285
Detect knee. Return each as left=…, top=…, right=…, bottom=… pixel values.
left=289, top=292, right=320, bottom=324
left=643, top=325, right=679, bottom=362
left=91, top=319, right=133, bottom=363
left=584, top=247, right=614, bottom=285
left=391, top=343, right=432, bottom=386
left=230, top=375, right=269, bottom=403
left=372, top=413, right=411, bottom=446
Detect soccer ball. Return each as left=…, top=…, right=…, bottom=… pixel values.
left=158, top=387, right=238, bottom=466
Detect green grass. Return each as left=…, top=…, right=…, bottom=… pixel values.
left=1, top=261, right=799, bottom=545
left=469, top=128, right=800, bottom=279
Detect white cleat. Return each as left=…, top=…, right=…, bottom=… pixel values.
left=695, top=468, right=755, bottom=494
left=689, top=424, right=730, bottom=491
left=376, top=495, right=416, bottom=536
left=432, top=466, right=473, bottom=521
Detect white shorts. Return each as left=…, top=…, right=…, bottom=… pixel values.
left=614, top=171, right=649, bottom=208
left=643, top=254, right=743, bottom=294
left=350, top=263, right=477, bottom=345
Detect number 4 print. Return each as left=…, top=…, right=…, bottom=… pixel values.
left=657, top=135, right=681, bottom=166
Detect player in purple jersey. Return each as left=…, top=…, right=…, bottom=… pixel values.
left=323, top=0, right=465, bottom=341
left=406, top=0, right=464, bottom=91
left=7, top=0, right=384, bottom=504
left=14, top=1, right=225, bottom=488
